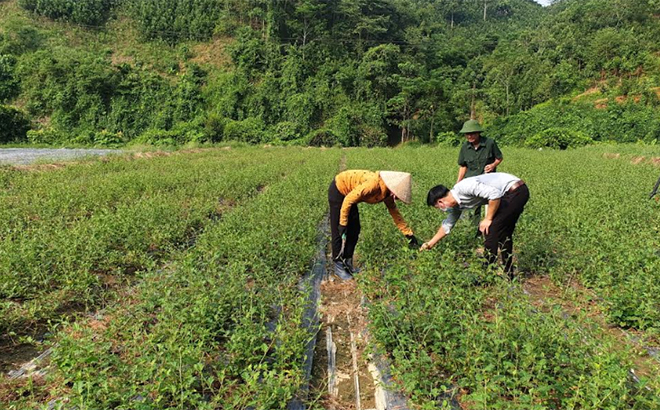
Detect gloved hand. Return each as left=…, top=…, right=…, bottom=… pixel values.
left=338, top=225, right=347, bottom=239
left=406, top=234, right=421, bottom=249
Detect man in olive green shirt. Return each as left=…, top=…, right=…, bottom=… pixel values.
left=456, top=119, right=503, bottom=234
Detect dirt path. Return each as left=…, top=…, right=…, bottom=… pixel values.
left=312, top=277, right=379, bottom=410
left=307, top=245, right=414, bottom=410
left=0, top=148, right=121, bottom=165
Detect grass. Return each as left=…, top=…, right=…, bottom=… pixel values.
left=1, top=145, right=659, bottom=409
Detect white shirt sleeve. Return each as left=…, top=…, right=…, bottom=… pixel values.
left=441, top=207, right=462, bottom=235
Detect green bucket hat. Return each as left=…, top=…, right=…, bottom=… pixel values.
left=459, top=119, right=485, bottom=134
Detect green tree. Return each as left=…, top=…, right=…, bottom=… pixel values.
left=357, top=44, right=403, bottom=102
left=0, top=55, right=19, bottom=102
left=18, top=0, right=117, bottom=25
left=129, top=0, right=223, bottom=44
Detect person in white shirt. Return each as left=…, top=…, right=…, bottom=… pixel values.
left=421, top=172, right=530, bottom=278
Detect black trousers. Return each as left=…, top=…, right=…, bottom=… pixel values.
left=328, top=180, right=360, bottom=259
left=483, top=184, right=530, bottom=274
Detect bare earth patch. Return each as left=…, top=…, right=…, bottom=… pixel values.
left=572, top=87, right=601, bottom=101
left=191, top=37, right=234, bottom=70
left=594, top=98, right=608, bottom=109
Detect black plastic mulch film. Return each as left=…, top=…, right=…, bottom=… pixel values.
left=288, top=217, right=423, bottom=410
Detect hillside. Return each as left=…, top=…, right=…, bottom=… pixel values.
left=1, top=0, right=660, bottom=147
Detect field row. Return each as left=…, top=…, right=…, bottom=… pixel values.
left=2, top=146, right=659, bottom=410
left=2, top=147, right=342, bottom=409
left=348, top=147, right=660, bottom=408
left=0, top=148, right=314, bottom=339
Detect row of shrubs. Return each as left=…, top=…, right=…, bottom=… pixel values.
left=18, top=0, right=118, bottom=26
left=3, top=105, right=657, bottom=149
left=434, top=98, right=660, bottom=149
left=17, top=0, right=224, bottom=43
left=486, top=98, right=660, bottom=148
left=436, top=127, right=593, bottom=150
left=17, top=118, right=386, bottom=147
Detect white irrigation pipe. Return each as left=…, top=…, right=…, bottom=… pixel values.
left=347, top=314, right=362, bottom=410
left=326, top=327, right=337, bottom=397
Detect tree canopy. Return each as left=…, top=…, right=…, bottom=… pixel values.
left=1, top=0, right=660, bottom=146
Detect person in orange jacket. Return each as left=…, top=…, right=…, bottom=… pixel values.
left=328, top=170, right=420, bottom=279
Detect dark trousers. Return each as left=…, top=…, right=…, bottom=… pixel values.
left=483, top=184, right=530, bottom=275
left=329, top=180, right=360, bottom=259
left=471, top=204, right=482, bottom=237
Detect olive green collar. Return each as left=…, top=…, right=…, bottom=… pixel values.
left=466, top=138, right=486, bottom=150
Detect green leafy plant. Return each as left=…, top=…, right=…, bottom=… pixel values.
left=18, top=0, right=117, bottom=25
left=223, top=117, right=265, bottom=144
left=436, top=131, right=462, bottom=146
left=25, top=127, right=66, bottom=144
left=525, top=127, right=594, bottom=150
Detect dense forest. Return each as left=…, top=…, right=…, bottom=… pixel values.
left=1, top=0, right=660, bottom=147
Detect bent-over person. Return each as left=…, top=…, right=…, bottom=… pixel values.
left=422, top=172, right=529, bottom=278
left=329, top=170, right=420, bottom=280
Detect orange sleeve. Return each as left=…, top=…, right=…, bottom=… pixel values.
left=383, top=196, right=413, bottom=236
left=339, top=179, right=379, bottom=227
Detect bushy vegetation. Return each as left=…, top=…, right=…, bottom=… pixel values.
left=128, top=0, right=222, bottom=44
left=0, top=148, right=306, bottom=337
left=0, top=54, right=19, bottom=102
left=348, top=146, right=660, bottom=408
left=14, top=48, right=209, bottom=144
left=0, top=104, right=29, bottom=142
left=524, top=128, right=593, bottom=150
left=3, top=0, right=660, bottom=146
left=1, top=146, right=659, bottom=408
left=489, top=98, right=660, bottom=147
left=18, top=0, right=117, bottom=25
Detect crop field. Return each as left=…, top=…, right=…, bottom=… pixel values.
left=1, top=146, right=660, bottom=409
left=350, top=146, right=660, bottom=409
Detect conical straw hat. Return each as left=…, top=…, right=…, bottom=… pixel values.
left=379, top=171, right=412, bottom=204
